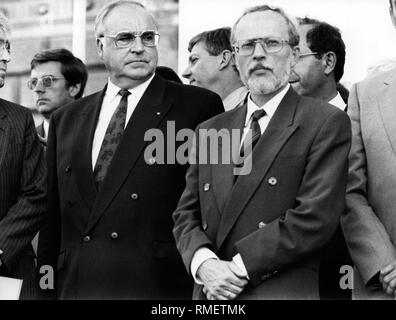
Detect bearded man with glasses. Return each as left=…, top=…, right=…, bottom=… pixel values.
left=0, top=12, right=46, bottom=299
left=173, top=4, right=351, bottom=300
left=28, top=48, right=88, bottom=146
left=37, top=0, right=223, bottom=300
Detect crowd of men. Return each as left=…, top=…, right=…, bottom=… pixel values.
left=0, top=0, right=396, bottom=300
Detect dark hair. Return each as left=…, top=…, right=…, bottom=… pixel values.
left=188, top=27, right=232, bottom=55
left=298, top=17, right=346, bottom=82
left=156, top=66, right=182, bottom=83
left=30, top=48, right=88, bottom=99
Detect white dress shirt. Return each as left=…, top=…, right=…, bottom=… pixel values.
left=43, top=119, right=50, bottom=139
left=91, top=74, right=155, bottom=169
left=222, top=86, right=249, bottom=111
left=329, top=92, right=347, bottom=111
left=190, top=84, right=291, bottom=284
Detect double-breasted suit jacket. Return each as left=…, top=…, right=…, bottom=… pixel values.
left=173, top=88, right=352, bottom=299
left=37, top=74, right=224, bottom=299
left=342, top=70, right=396, bottom=299
left=0, top=98, right=46, bottom=299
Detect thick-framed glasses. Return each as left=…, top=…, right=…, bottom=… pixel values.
left=0, top=39, right=11, bottom=56
left=99, top=30, right=160, bottom=48
left=299, top=52, right=323, bottom=58
left=233, top=37, right=291, bottom=56
left=27, top=75, right=65, bottom=90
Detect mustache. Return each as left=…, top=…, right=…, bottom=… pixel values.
left=248, top=64, right=273, bottom=75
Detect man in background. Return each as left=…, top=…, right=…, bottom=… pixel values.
left=341, top=0, right=396, bottom=299
left=0, top=12, right=46, bottom=299
left=29, top=48, right=88, bottom=145
left=290, top=17, right=347, bottom=111
left=290, top=16, right=351, bottom=300
left=183, top=27, right=247, bottom=111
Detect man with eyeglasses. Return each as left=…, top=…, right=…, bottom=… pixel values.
left=37, top=0, right=223, bottom=300
left=0, top=13, right=46, bottom=299
left=29, top=48, right=88, bottom=146
left=173, top=5, right=351, bottom=300
left=290, top=17, right=347, bottom=111
left=341, top=0, right=396, bottom=300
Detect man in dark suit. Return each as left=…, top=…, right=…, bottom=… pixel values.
left=0, top=13, right=46, bottom=299
left=37, top=0, right=223, bottom=299
left=28, top=48, right=88, bottom=146
left=173, top=5, right=351, bottom=300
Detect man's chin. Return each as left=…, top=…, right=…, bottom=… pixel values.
left=0, top=77, right=5, bottom=88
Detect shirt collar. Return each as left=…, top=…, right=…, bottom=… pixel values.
left=245, top=83, right=290, bottom=125
left=329, top=92, right=347, bottom=111
left=223, top=86, right=249, bottom=111
left=105, top=73, right=156, bottom=103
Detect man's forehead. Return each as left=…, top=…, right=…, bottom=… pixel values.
left=234, top=10, right=290, bottom=41
left=190, top=41, right=210, bottom=56
left=31, top=61, right=63, bottom=76
left=103, top=5, right=157, bottom=33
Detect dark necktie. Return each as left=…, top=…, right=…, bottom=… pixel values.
left=234, top=108, right=266, bottom=183
left=93, top=89, right=130, bottom=191
left=240, top=108, right=267, bottom=157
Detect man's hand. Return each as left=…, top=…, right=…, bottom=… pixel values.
left=197, top=259, right=248, bottom=300
left=380, top=261, right=396, bottom=296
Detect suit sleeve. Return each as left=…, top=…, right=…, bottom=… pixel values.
left=341, top=83, right=396, bottom=287
left=37, top=115, right=61, bottom=297
left=173, top=126, right=216, bottom=275
left=235, top=109, right=352, bottom=286
left=0, top=111, right=46, bottom=267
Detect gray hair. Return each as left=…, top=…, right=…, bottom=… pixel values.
left=0, top=12, right=10, bottom=35
left=94, top=0, right=157, bottom=37
left=230, top=4, right=299, bottom=47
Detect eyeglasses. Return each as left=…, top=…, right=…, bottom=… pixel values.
left=27, top=75, right=65, bottom=90
left=233, top=37, right=291, bottom=56
left=299, top=52, right=323, bottom=58
left=0, top=39, right=11, bottom=56
left=99, top=30, right=160, bottom=48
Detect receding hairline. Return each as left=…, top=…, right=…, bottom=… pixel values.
left=230, top=6, right=299, bottom=46
left=94, top=0, right=158, bottom=37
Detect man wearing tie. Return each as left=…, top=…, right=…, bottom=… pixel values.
left=37, top=0, right=223, bottom=299
left=173, top=4, right=351, bottom=300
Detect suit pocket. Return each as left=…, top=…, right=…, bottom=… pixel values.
left=57, top=250, right=66, bottom=271
left=152, top=241, right=181, bottom=259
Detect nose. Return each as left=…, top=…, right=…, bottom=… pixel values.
left=33, top=80, right=45, bottom=93
left=130, top=36, right=145, bottom=53
left=0, top=48, right=11, bottom=63
left=252, top=41, right=266, bottom=60
left=182, top=65, right=191, bottom=79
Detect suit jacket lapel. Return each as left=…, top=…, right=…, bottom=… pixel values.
left=85, top=75, right=172, bottom=233
left=211, top=105, right=246, bottom=214
left=216, top=88, right=300, bottom=249
left=72, top=89, right=105, bottom=212
left=377, top=74, right=396, bottom=157
left=0, top=104, right=9, bottom=171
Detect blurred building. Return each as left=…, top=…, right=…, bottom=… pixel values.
left=0, top=0, right=178, bottom=123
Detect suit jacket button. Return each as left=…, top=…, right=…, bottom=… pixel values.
left=83, top=236, right=91, bottom=242
left=148, top=157, right=156, bottom=165
left=203, top=183, right=210, bottom=192
left=111, top=232, right=119, bottom=239
left=202, top=222, right=208, bottom=230
left=258, top=222, right=266, bottom=229
left=131, top=193, right=139, bottom=200
left=268, top=177, right=277, bottom=186
left=65, top=166, right=71, bottom=173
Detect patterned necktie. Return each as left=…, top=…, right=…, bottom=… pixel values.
left=93, top=89, right=130, bottom=191
left=240, top=108, right=267, bottom=157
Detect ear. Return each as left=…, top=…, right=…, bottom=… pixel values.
left=322, top=51, right=336, bottom=76
left=68, top=83, right=81, bottom=98
left=219, top=50, right=233, bottom=71
left=96, top=38, right=104, bottom=60
left=290, top=46, right=300, bottom=68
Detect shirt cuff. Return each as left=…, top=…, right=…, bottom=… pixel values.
left=191, top=247, right=219, bottom=285
left=232, top=253, right=249, bottom=279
